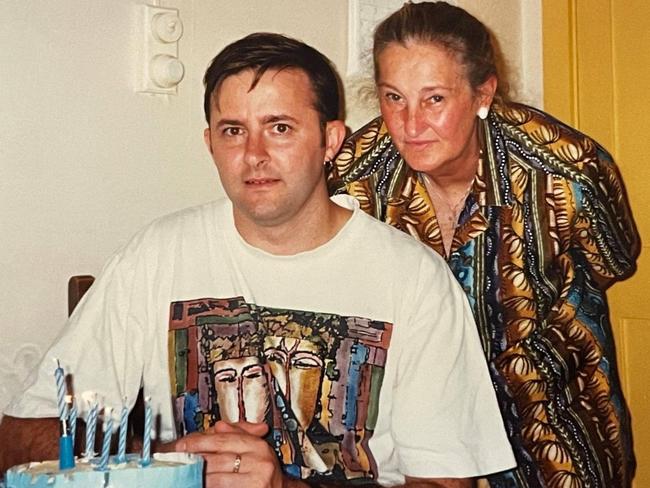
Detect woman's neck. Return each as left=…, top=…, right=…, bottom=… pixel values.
left=423, top=128, right=481, bottom=198
left=424, top=154, right=478, bottom=201
left=421, top=130, right=483, bottom=257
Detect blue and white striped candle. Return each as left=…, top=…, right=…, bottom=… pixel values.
left=83, top=393, right=98, bottom=458
left=141, top=396, right=152, bottom=466
left=66, top=395, right=77, bottom=445
left=116, top=400, right=129, bottom=463
left=53, top=359, right=68, bottom=433
left=97, top=408, right=113, bottom=471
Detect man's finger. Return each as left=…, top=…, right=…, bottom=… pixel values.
left=176, top=430, right=266, bottom=454
left=201, top=451, right=244, bottom=474
left=212, top=420, right=268, bottom=437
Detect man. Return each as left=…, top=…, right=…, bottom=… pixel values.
left=0, top=33, right=515, bottom=487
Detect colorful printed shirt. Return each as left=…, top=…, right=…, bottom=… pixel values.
left=329, top=103, right=639, bottom=488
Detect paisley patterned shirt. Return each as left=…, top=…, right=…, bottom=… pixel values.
left=329, top=103, right=639, bottom=488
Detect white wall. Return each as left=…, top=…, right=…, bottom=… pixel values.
left=0, top=0, right=540, bottom=412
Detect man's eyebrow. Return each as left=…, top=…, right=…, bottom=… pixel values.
left=263, top=114, right=300, bottom=124
left=214, top=114, right=301, bottom=128
left=214, top=118, right=243, bottom=128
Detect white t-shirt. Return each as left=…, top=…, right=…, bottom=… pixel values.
left=6, top=195, right=514, bottom=486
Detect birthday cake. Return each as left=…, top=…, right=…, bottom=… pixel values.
left=5, top=452, right=203, bottom=488
left=4, top=361, right=203, bottom=487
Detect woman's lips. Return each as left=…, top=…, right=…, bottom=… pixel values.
left=404, top=139, right=435, bottom=150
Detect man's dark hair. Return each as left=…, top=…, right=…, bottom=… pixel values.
left=203, top=32, right=341, bottom=125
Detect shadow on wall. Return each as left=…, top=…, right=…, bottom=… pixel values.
left=0, top=343, right=44, bottom=419
left=343, top=75, right=379, bottom=132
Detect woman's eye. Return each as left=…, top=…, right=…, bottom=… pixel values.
left=385, top=93, right=401, bottom=102
left=430, top=95, right=444, bottom=103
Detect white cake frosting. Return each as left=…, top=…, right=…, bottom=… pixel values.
left=5, top=452, right=203, bottom=488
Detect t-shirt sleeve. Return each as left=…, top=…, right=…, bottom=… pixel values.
left=3, top=240, right=145, bottom=422
left=390, top=252, right=516, bottom=478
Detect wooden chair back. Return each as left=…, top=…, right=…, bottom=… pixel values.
left=68, top=275, right=95, bottom=316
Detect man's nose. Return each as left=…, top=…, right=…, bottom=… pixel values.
left=244, top=132, right=269, bottom=167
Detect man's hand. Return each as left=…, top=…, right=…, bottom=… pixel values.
left=403, top=476, right=474, bottom=487
left=163, top=422, right=471, bottom=488
left=166, top=421, right=292, bottom=488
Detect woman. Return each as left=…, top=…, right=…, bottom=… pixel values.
left=329, top=2, right=639, bottom=487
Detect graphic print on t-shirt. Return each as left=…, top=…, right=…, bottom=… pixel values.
left=168, top=296, right=393, bottom=482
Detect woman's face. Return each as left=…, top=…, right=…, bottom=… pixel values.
left=376, top=40, right=494, bottom=178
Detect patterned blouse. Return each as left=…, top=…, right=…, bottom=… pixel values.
left=328, top=103, right=639, bottom=488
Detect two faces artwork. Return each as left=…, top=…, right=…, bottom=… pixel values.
left=169, top=297, right=392, bottom=479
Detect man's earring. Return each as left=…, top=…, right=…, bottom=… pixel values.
left=477, top=106, right=489, bottom=120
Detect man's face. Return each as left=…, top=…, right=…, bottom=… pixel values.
left=204, top=68, right=342, bottom=231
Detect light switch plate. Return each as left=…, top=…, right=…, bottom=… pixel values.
left=136, top=4, right=184, bottom=95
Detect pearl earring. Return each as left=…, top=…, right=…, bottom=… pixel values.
left=477, top=106, right=489, bottom=120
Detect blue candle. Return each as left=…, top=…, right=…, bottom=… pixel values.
left=97, top=408, right=113, bottom=471
left=84, top=394, right=98, bottom=459
left=141, top=396, right=152, bottom=466
left=117, top=401, right=129, bottom=463
left=58, top=434, right=75, bottom=470
left=59, top=396, right=76, bottom=470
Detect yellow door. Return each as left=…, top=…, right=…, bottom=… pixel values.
left=543, top=1, right=650, bottom=486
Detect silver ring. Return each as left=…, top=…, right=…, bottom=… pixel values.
left=232, top=453, right=241, bottom=473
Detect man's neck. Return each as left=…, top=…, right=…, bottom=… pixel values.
left=233, top=199, right=352, bottom=256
